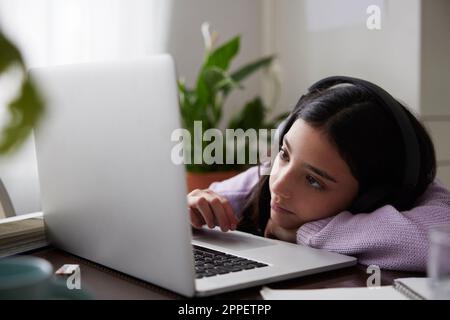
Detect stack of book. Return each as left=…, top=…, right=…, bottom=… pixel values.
left=0, top=212, right=49, bottom=258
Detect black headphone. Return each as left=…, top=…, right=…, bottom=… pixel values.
left=302, top=76, right=421, bottom=213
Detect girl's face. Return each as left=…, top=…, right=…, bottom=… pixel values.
left=269, top=118, right=359, bottom=229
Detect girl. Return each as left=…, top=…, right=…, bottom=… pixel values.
left=187, top=76, right=450, bottom=272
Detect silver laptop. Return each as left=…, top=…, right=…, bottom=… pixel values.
left=31, top=55, right=356, bottom=297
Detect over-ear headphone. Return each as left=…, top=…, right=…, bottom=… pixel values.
left=303, top=76, right=421, bottom=213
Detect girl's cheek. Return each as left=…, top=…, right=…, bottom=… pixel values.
left=269, top=158, right=278, bottom=175
left=268, top=164, right=279, bottom=190
left=292, top=194, right=325, bottom=222
left=268, top=175, right=275, bottom=194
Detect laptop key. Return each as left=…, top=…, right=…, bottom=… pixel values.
left=193, top=245, right=269, bottom=277
left=216, top=269, right=230, bottom=275
left=203, top=273, right=216, bottom=277
left=205, top=270, right=219, bottom=276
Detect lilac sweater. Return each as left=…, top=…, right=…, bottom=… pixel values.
left=209, top=166, right=450, bottom=272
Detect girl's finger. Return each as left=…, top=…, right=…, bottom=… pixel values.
left=208, top=197, right=230, bottom=232
left=189, top=207, right=205, bottom=228
left=195, top=197, right=215, bottom=228
left=220, top=197, right=238, bottom=230
left=204, top=190, right=237, bottom=230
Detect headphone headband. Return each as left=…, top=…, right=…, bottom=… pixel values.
left=307, top=76, right=421, bottom=208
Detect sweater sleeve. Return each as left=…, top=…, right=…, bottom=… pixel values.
left=296, top=179, right=450, bottom=272
left=208, top=166, right=260, bottom=219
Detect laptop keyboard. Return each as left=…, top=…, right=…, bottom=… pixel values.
left=193, top=245, right=268, bottom=279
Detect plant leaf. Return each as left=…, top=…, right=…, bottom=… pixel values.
left=0, top=78, right=45, bottom=153
left=222, top=55, right=274, bottom=96
left=228, top=97, right=266, bottom=130
left=204, top=36, right=240, bottom=71
left=194, top=36, right=240, bottom=108
left=231, top=55, right=274, bottom=83
left=203, top=67, right=241, bottom=92
left=0, top=31, right=45, bottom=155
left=0, top=32, right=23, bottom=73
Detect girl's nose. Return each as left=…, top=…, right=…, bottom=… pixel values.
left=271, top=170, right=292, bottom=200
left=273, top=193, right=287, bottom=204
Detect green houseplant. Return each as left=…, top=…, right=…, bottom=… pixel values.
left=0, top=30, right=44, bottom=155
left=178, top=23, right=288, bottom=190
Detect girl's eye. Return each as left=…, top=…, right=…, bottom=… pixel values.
left=279, top=147, right=289, bottom=161
left=306, top=174, right=324, bottom=191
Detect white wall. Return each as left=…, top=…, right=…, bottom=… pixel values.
left=420, top=0, right=450, bottom=117
left=420, top=0, right=450, bottom=187
left=0, top=137, right=41, bottom=215
left=268, top=0, right=422, bottom=115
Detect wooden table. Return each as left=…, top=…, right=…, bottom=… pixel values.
left=28, top=246, right=426, bottom=300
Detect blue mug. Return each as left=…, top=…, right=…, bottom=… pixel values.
left=0, top=256, right=92, bottom=299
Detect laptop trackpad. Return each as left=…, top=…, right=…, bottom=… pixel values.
left=192, top=228, right=275, bottom=251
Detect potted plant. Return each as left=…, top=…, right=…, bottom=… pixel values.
left=178, top=23, right=289, bottom=191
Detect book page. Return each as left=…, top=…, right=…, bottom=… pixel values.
left=394, top=277, right=432, bottom=300
left=260, top=285, right=408, bottom=300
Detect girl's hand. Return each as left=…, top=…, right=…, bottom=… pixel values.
left=187, top=189, right=238, bottom=232
left=264, top=219, right=298, bottom=243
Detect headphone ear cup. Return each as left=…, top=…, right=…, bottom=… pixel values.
left=349, top=185, right=394, bottom=213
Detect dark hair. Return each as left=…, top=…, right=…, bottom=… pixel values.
left=237, top=83, right=436, bottom=235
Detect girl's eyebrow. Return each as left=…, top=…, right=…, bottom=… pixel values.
left=283, top=136, right=338, bottom=183
left=302, top=163, right=338, bottom=183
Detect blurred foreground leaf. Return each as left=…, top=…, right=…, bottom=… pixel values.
left=0, top=30, right=44, bottom=154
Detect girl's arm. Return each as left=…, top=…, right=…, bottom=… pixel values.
left=297, top=179, right=450, bottom=272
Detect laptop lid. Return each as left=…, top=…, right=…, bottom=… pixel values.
left=32, top=55, right=196, bottom=297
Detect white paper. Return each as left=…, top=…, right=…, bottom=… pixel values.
left=260, top=285, right=408, bottom=300
left=0, top=211, right=43, bottom=224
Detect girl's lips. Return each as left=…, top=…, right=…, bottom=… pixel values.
left=270, top=202, right=295, bottom=215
